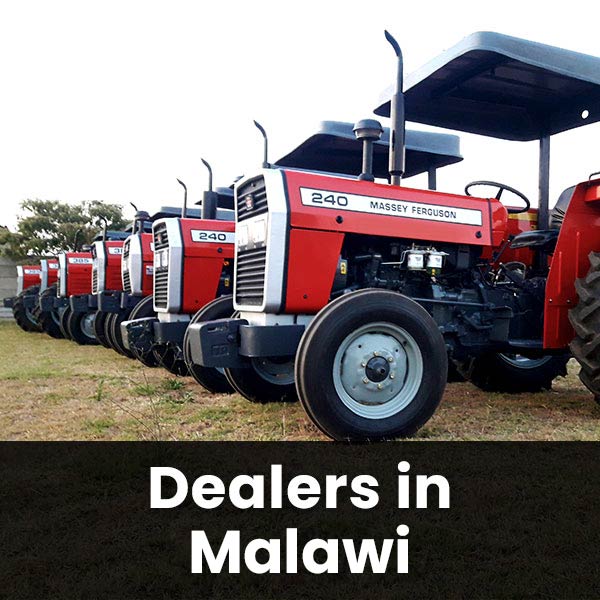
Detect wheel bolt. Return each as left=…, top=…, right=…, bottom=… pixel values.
left=377, top=383, right=383, bottom=390
left=387, top=357, right=393, bottom=363
left=373, top=351, right=378, bottom=357
left=390, top=373, right=395, bottom=380
left=362, top=377, right=369, bottom=384
left=361, top=362, right=366, bottom=367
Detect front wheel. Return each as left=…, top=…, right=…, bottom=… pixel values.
left=67, top=309, right=98, bottom=345
left=153, top=344, right=190, bottom=376
left=127, top=295, right=159, bottom=367
left=13, top=286, right=41, bottom=333
left=295, top=289, right=447, bottom=441
left=37, top=284, right=64, bottom=339
left=183, top=296, right=234, bottom=394
left=93, top=310, right=112, bottom=348
left=106, top=311, right=136, bottom=358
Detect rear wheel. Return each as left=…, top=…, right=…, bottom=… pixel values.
left=570, top=251, right=600, bottom=397
left=37, top=284, right=64, bottom=339
left=13, top=286, right=41, bottom=333
left=183, top=296, right=235, bottom=394
left=127, top=295, right=159, bottom=367
left=67, top=309, right=98, bottom=345
left=465, top=352, right=569, bottom=393
left=93, top=310, right=112, bottom=348
left=295, top=289, right=447, bottom=441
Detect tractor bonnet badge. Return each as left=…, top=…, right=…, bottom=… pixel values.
left=245, top=194, right=254, bottom=211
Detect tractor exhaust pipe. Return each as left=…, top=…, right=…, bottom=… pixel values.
left=73, top=228, right=83, bottom=252
left=254, top=120, right=270, bottom=168
left=385, top=30, right=406, bottom=186
left=177, top=179, right=188, bottom=219
left=129, top=202, right=139, bottom=233
left=201, top=158, right=218, bottom=220
left=100, top=216, right=108, bottom=241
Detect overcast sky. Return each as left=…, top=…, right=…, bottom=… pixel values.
left=1, top=0, right=599, bottom=228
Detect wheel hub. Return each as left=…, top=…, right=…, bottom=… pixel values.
left=365, top=356, right=390, bottom=382
left=339, top=332, right=409, bottom=406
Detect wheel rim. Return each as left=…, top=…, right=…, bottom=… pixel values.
left=251, top=357, right=295, bottom=385
left=81, top=313, right=96, bottom=339
left=497, top=354, right=552, bottom=370
left=333, top=322, right=423, bottom=420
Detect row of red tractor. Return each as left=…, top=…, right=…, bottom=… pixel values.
left=6, top=31, right=600, bottom=440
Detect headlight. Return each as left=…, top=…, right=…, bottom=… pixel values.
left=154, top=248, right=169, bottom=268
left=237, top=218, right=267, bottom=249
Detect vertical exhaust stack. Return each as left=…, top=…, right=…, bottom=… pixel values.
left=253, top=120, right=270, bottom=168
left=385, top=30, right=406, bottom=186
left=177, top=179, right=188, bottom=219
left=201, top=158, right=218, bottom=220
left=129, top=202, right=139, bottom=233
left=73, top=229, right=83, bottom=252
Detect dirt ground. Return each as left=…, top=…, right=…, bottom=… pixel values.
left=1, top=320, right=599, bottom=441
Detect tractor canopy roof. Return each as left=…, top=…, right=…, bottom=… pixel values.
left=274, top=120, right=462, bottom=179
left=374, top=31, right=600, bottom=141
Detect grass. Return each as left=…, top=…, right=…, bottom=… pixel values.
left=1, top=320, right=599, bottom=441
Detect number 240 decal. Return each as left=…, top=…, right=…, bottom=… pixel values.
left=309, top=192, right=348, bottom=206
left=191, top=230, right=235, bottom=244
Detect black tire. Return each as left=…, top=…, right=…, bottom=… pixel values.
left=295, top=289, right=447, bottom=441
left=152, top=344, right=190, bottom=376
left=127, top=295, right=159, bottom=368
left=13, top=286, right=42, bottom=333
left=183, top=296, right=234, bottom=394
left=67, top=309, right=98, bottom=345
left=465, top=352, right=569, bottom=393
left=108, top=310, right=136, bottom=358
left=59, top=304, right=74, bottom=340
left=224, top=306, right=297, bottom=403
left=93, top=310, right=112, bottom=348
left=570, top=251, right=600, bottom=396
left=37, top=284, right=64, bottom=339
left=103, top=312, right=121, bottom=353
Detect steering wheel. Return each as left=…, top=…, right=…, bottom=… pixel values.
left=464, top=180, right=531, bottom=214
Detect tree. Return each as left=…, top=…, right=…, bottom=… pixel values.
left=0, top=199, right=128, bottom=259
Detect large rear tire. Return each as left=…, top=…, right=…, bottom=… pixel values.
left=127, top=295, right=159, bottom=368
left=183, top=296, right=234, bottom=394
left=569, top=251, right=600, bottom=397
left=465, top=352, right=569, bottom=393
left=37, top=284, right=64, bottom=339
left=13, top=286, right=41, bottom=333
left=295, top=289, right=447, bottom=441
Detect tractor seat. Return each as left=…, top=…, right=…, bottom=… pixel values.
left=509, top=185, right=576, bottom=253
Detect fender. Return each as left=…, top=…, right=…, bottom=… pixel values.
left=544, top=179, right=600, bottom=348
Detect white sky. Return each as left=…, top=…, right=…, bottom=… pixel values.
left=1, top=0, right=599, bottom=228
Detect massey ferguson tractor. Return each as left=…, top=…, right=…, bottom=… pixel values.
left=188, top=31, right=600, bottom=440
left=123, top=122, right=463, bottom=393
left=32, top=258, right=61, bottom=338
left=7, top=264, right=42, bottom=332
left=122, top=174, right=236, bottom=388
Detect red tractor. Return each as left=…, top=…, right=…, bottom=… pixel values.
left=189, top=31, right=599, bottom=440
left=123, top=122, right=464, bottom=394
left=122, top=175, right=236, bottom=388
left=7, top=264, right=43, bottom=332
left=32, top=258, right=62, bottom=338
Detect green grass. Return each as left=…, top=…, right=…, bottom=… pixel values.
left=1, top=320, right=600, bottom=441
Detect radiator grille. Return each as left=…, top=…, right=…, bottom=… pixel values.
left=91, top=266, right=99, bottom=294
left=123, top=239, right=130, bottom=261
left=237, top=177, right=267, bottom=222
left=123, top=271, right=132, bottom=294
left=153, top=223, right=169, bottom=308
left=235, top=247, right=266, bottom=306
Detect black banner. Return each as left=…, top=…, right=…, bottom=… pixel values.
left=1, top=442, right=599, bottom=598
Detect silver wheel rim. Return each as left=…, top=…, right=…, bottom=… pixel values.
left=497, top=354, right=552, bottom=370
left=81, top=313, right=96, bottom=339
left=333, top=322, right=423, bottom=420
left=252, top=357, right=295, bottom=385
